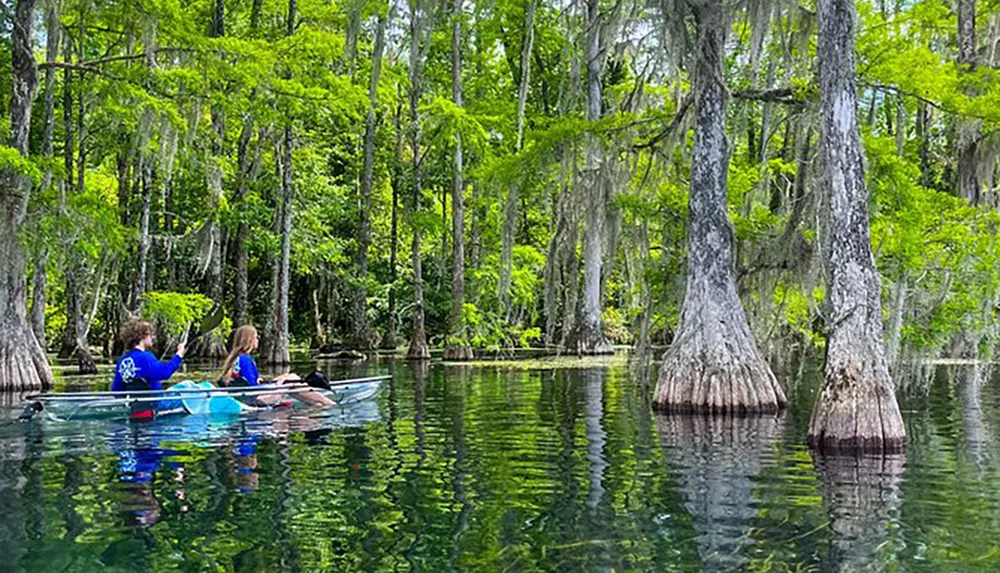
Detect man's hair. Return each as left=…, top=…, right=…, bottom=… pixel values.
left=120, top=320, right=155, bottom=349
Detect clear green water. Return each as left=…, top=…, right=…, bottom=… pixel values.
left=1, top=358, right=999, bottom=572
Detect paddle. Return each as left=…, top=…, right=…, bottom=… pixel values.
left=186, top=305, right=225, bottom=345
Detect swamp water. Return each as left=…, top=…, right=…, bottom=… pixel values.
left=0, top=357, right=998, bottom=572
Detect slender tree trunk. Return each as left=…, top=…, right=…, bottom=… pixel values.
left=916, top=102, right=931, bottom=186
left=444, top=0, right=473, bottom=360
left=499, top=0, right=536, bottom=318
left=807, top=0, right=905, bottom=453
left=653, top=0, right=784, bottom=414
left=310, top=276, right=326, bottom=349
left=267, top=129, right=294, bottom=365
left=232, top=112, right=258, bottom=326
left=352, top=5, right=388, bottom=350
left=30, top=252, right=47, bottom=350
left=565, top=0, right=612, bottom=355
left=407, top=0, right=430, bottom=360
left=32, top=1, right=60, bottom=350
left=265, top=0, right=297, bottom=365
left=132, top=162, right=152, bottom=309
left=956, top=0, right=982, bottom=204
left=381, top=96, right=404, bottom=350
left=0, top=0, right=54, bottom=391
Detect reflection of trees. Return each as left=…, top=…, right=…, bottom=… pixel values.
left=956, top=364, right=991, bottom=468
left=655, top=414, right=784, bottom=571
left=814, top=454, right=904, bottom=572
left=583, top=369, right=607, bottom=511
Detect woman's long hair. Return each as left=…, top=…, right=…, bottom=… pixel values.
left=219, top=325, right=258, bottom=385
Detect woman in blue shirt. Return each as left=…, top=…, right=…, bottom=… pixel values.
left=112, top=321, right=186, bottom=391
left=221, top=325, right=334, bottom=406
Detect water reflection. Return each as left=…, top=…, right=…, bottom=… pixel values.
left=957, top=363, right=991, bottom=468
left=3, top=361, right=1000, bottom=571
left=813, top=454, right=905, bottom=571
left=656, top=414, right=784, bottom=571
left=584, top=369, right=607, bottom=511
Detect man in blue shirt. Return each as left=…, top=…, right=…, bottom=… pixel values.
left=112, top=321, right=187, bottom=392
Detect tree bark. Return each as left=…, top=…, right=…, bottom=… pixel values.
left=565, top=0, right=612, bottom=355
left=30, top=252, right=47, bottom=350
left=444, top=0, right=473, bottom=361
left=0, top=0, right=54, bottom=391
left=381, top=94, right=404, bottom=350
left=653, top=0, right=784, bottom=414
left=132, top=161, right=153, bottom=310
left=265, top=0, right=297, bottom=365
left=32, top=2, right=60, bottom=350
left=267, top=128, right=294, bottom=365
left=807, top=0, right=905, bottom=453
left=407, top=0, right=430, bottom=360
left=232, top=114, right=259, bottom=326
left=352, top=5, right=388, bottom=350
left=956, top=0, right=983, bottom=204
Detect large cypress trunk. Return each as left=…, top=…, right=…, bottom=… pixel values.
left=0, top=0, right=54, bottom=391
left=564, top=0, right=612, bottom=355
left=653, top=0, right=784, bottom=414
left=406, top=0, right=430, bottom=360
left=443, top=0, right=473, bottom=361
left=807, top=0, right=905, bottom=453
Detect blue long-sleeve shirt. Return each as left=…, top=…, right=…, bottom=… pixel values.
left=231, top=354, right=260, bottom=386
left=112, top=349, right=183, bottom=391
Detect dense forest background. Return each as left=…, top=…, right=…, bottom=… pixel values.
left=2, top=0, right=1000, bottom=384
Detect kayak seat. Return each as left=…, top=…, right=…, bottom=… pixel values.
left=124, top=378, right=155, bottom=421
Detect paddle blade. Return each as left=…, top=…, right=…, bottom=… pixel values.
left=188, top=305, right=225, bottom=343
left=199, top=305, right=225, bottom=334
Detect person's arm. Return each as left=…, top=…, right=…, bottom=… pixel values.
left=140, top=351, right=183, bottom=381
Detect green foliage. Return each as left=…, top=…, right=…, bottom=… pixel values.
left=0, top=145, right=42, bottom=183
left=141, top=292, right=214, bottom=337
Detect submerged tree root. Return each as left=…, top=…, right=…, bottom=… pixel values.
left=807, top=364, right=906, bottom=454
left=564, top=323, right=613, bottom=356
left=443, top=345, right=474, bottom=361
left=653, top=344, right=787, bottom=415
left=0, top=335, right=52, bottom=392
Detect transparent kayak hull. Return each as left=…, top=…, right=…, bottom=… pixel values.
left=33, top=377, right=385, bottom=422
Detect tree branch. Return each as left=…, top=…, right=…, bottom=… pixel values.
left=731, top=86, right=807, bottom=105
left=633, top=96, right=692, bottom=150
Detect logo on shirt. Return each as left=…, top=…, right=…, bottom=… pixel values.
left=118, top=357, right=138, bottom=381
left=233, top=359, right=241, bottom=376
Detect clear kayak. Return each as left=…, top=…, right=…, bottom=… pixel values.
left=23, top=375, right=388, bottom=422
